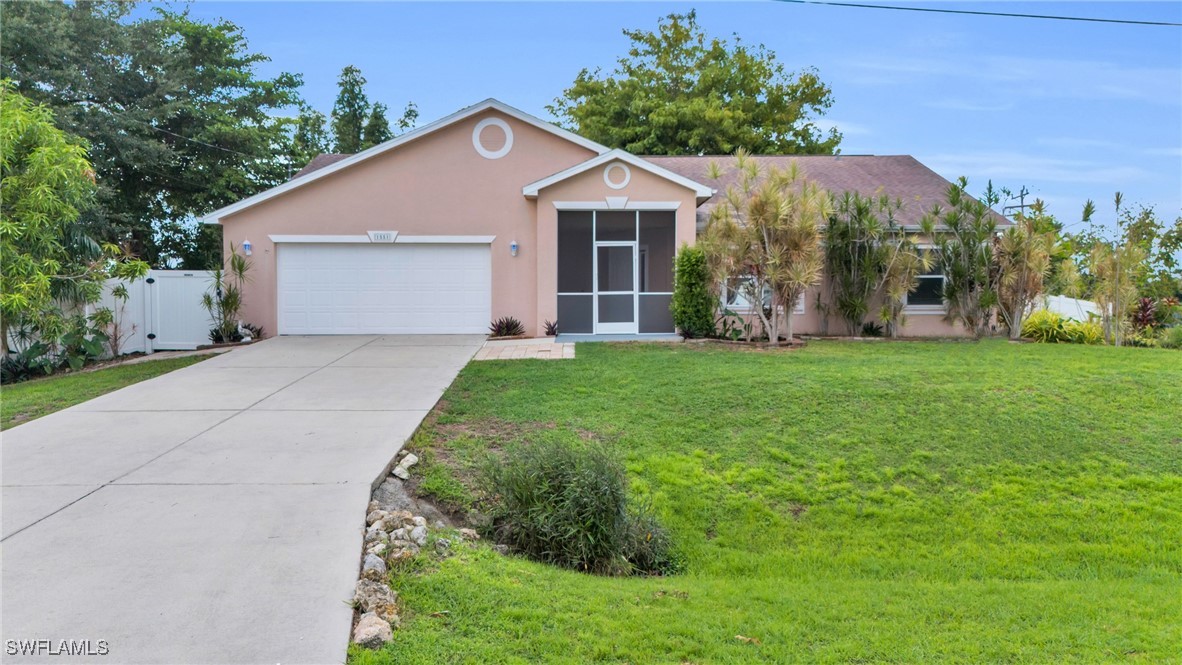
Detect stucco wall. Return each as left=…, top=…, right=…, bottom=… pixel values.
left=218, top=110, right=597, bottom=336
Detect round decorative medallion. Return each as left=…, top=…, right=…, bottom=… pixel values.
left=472, top=118, right=513, bottom=159
left=603, top=162, right=631, bottom=190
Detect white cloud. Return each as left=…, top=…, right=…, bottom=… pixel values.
left=1144, top=147, right=1182, bottom=157
left=920, top=151, right=1152, bottom=185
left=842, top=55, right=1181, bottom=105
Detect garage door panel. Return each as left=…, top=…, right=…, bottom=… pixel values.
left=278, top=244, right=492, bottom=335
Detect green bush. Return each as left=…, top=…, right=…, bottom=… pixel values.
left=1063, top=320, right=1104, bottom=345
left=483, top=439, right=675, bottom=576
left=1158, top=326, right=1182, bottom=350
left=1021, top=309, right=1066, bottom=343
left=671, top=244, right=715, bottom=338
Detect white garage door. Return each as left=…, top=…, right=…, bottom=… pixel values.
left=277, top=243, right=491, bottom=334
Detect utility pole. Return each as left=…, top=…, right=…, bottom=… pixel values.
left=1002, top=185, right=1032, bottom=217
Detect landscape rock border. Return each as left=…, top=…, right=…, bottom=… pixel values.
left=350, top=449, right=481, bottom=649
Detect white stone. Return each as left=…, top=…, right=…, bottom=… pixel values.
left=409, top=525, right=428, bottom=546
left=353, top=612, right=393, bottom=648
left=361, top=553, right=387, bottom=581
left=412, top=516, right=427, bottom=527
left=400, top=453, right=419, bottom=469
left=391, top=465, right=410, bottom=480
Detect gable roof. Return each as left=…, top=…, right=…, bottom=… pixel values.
left=201, top=99, right=611, bottom=223
left=645, top=155, right=1013, bottom=229
left=521, top=149, right=714, bottom=202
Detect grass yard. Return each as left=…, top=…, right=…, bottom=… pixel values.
left=1, top=355, right=210, bottom=429
left=353, top=340, right=1181, bottom=664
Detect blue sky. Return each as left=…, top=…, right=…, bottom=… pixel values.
left=182, top=1, right=1181, bottom=233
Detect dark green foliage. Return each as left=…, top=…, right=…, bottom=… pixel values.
left=861, top=321, right=884, bottom=337
left=483, top=439, right=675, bottom=576
left=549, top=11, right=839, bottom=155
left=489, top=317, right=525, bottom=337
left=921, top=178, right=1000, bottom=337
left=824, top=192, right=903, bottom=335
left=543, top=320, right=559, bottom=336
left=671, top=245, right=715, bottom=338
left=361, top=103, right=393, bottom=148
left=0, top=0, right=304, bottom=267
left=331, top=65, right=370, bottom=153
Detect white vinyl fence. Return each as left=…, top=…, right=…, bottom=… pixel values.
left=89, top=270, right=215, bottom=354
left=1039, top=295, right=1101, bottom=322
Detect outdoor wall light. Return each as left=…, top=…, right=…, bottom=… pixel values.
left=242, top=238, right=253, bottom=256
left=510, top=240, right=519, bottom=257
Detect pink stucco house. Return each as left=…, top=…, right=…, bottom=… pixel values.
left=201, top=99, right=997, bottom=338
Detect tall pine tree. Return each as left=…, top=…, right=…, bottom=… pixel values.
left=361, top=103, right=393, bottom=148
left=331, top=65, right=370, bottom=153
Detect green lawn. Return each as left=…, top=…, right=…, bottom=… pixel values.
left=1, top=355, right=210, bottom=429
left=353, top=341, right=1181, bottom=664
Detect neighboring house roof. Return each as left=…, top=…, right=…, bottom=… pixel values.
left=292, top=153, right=351, bottom=179
left=521, top=149, right=714, bottom=202
left=645, top=154, right=1013, bottom=229
left=200, top=98, right=611, bottom=223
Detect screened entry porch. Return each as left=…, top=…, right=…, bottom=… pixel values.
left=556, top=210, right=677, bottom=335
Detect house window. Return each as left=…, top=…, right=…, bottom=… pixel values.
left=721, top=277, right=805, bottom=314
left=908, top=249, right=944, bottom=307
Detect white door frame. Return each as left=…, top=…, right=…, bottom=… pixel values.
left=593, top=240, right=638, bottom=334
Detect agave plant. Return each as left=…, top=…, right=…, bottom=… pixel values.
left=489, top=316, right=526, bottom=337
left=543, top=319, right=559, bottom=336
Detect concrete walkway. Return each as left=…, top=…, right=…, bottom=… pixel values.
left=1, top=335, right=483, bottom=664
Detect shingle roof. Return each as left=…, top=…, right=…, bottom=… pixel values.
left=292, top=153, right=352, bottom=179
left=291, top=152, right=1011, bottom=229
left=644, top=155, right=1012, bottom=229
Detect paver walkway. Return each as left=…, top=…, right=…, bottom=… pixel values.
left=474, top=338, right=574, bottom=360
left=0, top=335, right=483, bottom=664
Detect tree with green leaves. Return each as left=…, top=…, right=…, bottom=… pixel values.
left=920, top=178, right=999, bottom=338
left=289, top=104, right=332, bottom=169
left=549, top=11, right=840, bottom=156
left=1, top=1, right=304, bottom=269
left=1, top=82, right=148, bottom=356
left=362, top=103, right=393, bottom=148
left=824, top=192, right=904, bottom=335
left=331, top=65, right=371, bottom=153
left=671, top=244, right=716, bottom=338
left=701, top=152, right=830, bottom=344
left=994, top=214, right=1055, bottom=339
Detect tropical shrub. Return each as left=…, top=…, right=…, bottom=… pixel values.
left=823, top=192, right=902, bottom=335
left=920, top=178, right=998, bottom=338
left=995, top=215, right=1055, bottom=339
left=543, top=319, right=559, bottom=336
left=670, top=245, right=715, bottom=338
left=202, top=244, right=252, bottom=343
left=1158, top=325, right=1182, bottom=350
left=1063, top=320, right=1104, bottom=345
left=1131, top=297, right=1157, bottom=329
left=489, top=316, right=525, bottom=337
left=700, top=151, right=829, bottom=343
left=483, top=439, right=675, bottom=576
left=1021, top=309, right=1067, bottom=343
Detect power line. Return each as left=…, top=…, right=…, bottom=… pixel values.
left=776, top=0, right=1182, bottom=27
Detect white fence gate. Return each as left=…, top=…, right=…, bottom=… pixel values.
left=92, top=270, right=215, bottom=354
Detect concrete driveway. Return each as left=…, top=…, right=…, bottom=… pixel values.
left=1, top=335, right=483, bottom=664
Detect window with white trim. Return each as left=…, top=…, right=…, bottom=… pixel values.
left=907, top=248, right=945, bottom=308
left=721, top=277, right=805, bottom=314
